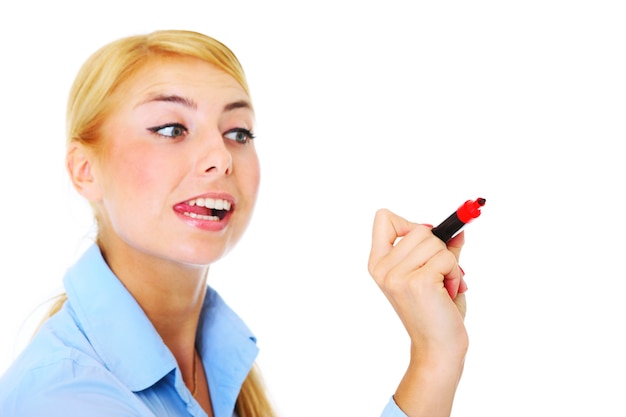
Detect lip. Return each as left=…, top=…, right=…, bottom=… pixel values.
left=173, top=192, right=235, bottom=231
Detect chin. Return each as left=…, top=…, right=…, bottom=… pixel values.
left=171, top=245, right=232, bottom=267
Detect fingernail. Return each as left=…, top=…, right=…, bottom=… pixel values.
left=459, top=265, right=465, bottom=276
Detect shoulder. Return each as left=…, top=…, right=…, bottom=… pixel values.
left=0, top=311, right=152, bottom=416
left=0, top=303, right=97, bottom=384
left=0, top=352, right=153, bottom=416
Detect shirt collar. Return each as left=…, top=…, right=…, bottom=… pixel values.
left=198, top=290, right=259, bottom=417
left=63, top=243, right=259, bottom=412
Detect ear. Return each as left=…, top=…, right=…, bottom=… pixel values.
left=66, top=142, right=103, bottom=202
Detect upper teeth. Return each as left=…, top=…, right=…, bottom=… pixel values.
left=187, top=198, right=232, bottom=211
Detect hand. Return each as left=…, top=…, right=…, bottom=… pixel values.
left=368, top=209, right=469, bottom=416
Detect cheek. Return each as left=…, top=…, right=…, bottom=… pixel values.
left=102, top=144, right=173, bottom=207
left=240, top=153, right=261, bottom=198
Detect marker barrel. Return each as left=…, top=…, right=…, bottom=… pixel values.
left=431, top=212, right=465, bottom=242
left=431, top=198, right=486, bottom=242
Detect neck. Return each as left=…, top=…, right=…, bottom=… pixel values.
left=97, top=239, right=209, bottom=364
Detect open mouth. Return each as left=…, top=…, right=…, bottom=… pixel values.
left=181, top=197, right=232, bottom=221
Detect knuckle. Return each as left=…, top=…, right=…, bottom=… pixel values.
left=382, top=268, right=414, bottom=297
left=434, top=249, right=458, bottom=270
left=373, top=208, right=391, bottom=223
left=368, top=261, right=388, bottom=284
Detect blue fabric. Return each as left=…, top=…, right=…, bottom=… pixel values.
left=0, top=244, right=258, bottom=417
left=0, top=243, right=406, bottom=417
left=382, top=397, right=409, bottom=417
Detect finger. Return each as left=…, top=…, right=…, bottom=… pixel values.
left=385, top=233, right=448, bottom=285
left=446, top=230, right=465, bottom=262
left=368, top=209, right=417, bottom=279
left=454, top=292, right=467, bottom=319
left=444, top=276, right=460, bottom=299
left=445, top=264, right=468, bottom=299
left=458, top=277, right=468, bottom=294
left=420, top=249, right=462, bottom=298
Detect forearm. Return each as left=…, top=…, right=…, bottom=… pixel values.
left=393, top=353, right=465, bottom=417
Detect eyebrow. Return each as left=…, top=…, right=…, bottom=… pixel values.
left=223, top=100, right=253, bottom=112
left=139, top=94, right=198, bottom=109
left=139, top=94, right=252, bottom=113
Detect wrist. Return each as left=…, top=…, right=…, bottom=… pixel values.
left=394, top=351, right=466, bottom=417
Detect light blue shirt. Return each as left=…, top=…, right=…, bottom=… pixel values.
left=0, top=244, right=406, bottom=416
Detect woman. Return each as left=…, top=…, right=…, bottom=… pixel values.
left=0, top=30, right=469, bottom=417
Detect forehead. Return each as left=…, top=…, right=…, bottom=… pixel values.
left=114, top=56, right=250, bottom=108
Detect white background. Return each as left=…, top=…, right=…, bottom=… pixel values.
left=1, top=1, right=624, bottom=416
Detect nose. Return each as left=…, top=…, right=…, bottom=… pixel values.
left=197, top=134, right=233, bottom=176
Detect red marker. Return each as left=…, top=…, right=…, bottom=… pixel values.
left=431, top=198, right=486, bottom=242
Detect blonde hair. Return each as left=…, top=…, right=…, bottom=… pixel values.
left=67, top=29, right=249, bottom=148
left=53, top=30, right=275, bottom=417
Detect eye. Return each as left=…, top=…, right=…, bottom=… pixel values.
left=147, top=123, right=188, bottom=138
left=224, top=128, right=255, bottom=144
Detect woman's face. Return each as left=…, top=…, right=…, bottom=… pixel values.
left=88, top=56, right=260, bottom=267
